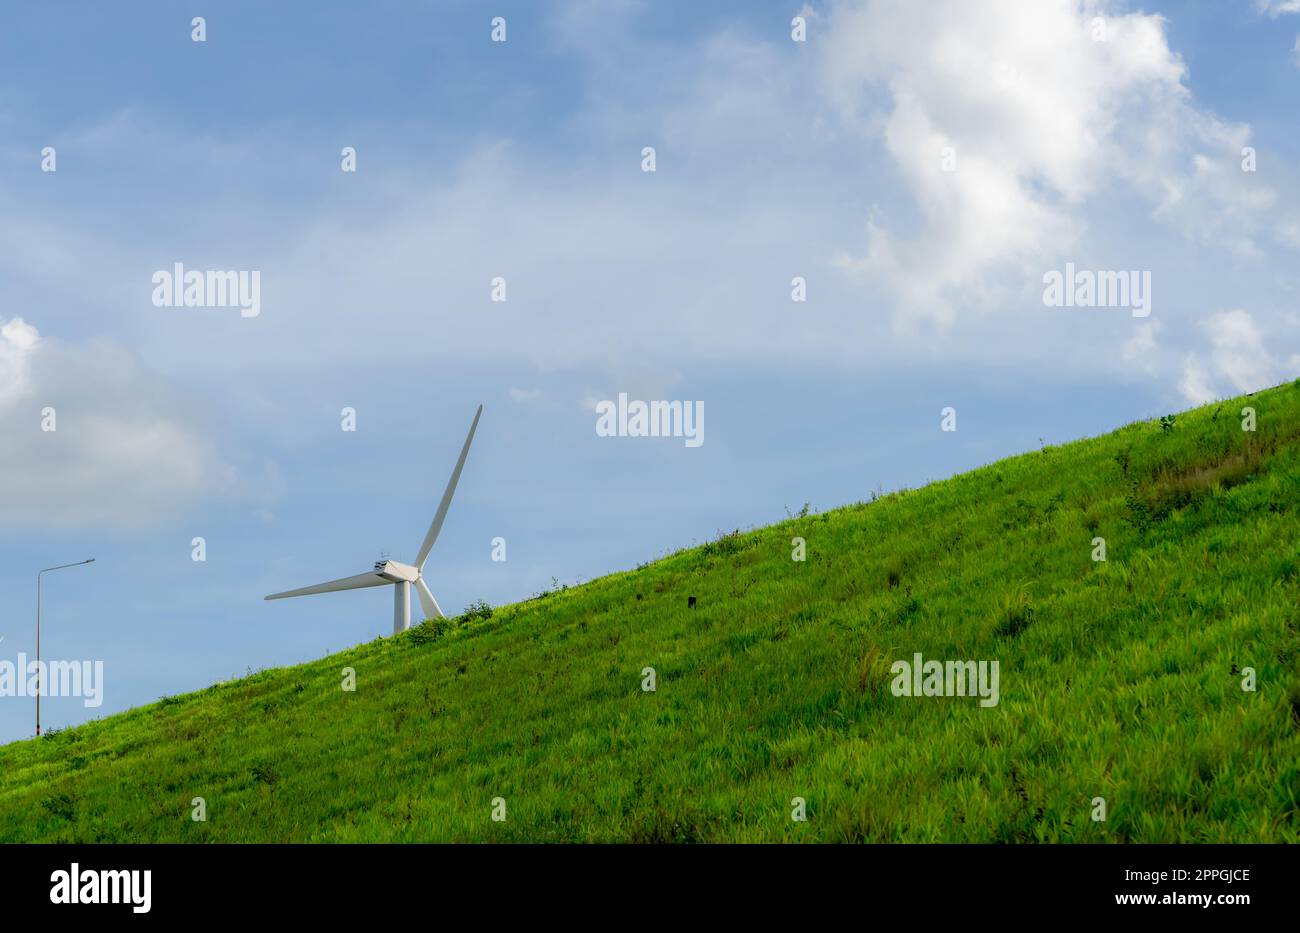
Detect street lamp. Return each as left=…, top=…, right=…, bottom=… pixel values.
left=36, top=559, right=94, bottom=737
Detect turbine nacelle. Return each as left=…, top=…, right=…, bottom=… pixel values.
left=375, top=560, right=420, bottom=584
left=264, top=405, right=482, bottom=635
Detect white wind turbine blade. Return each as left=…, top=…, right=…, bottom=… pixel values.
left=415, top=404, right=482, bottom=569
left=265, top=571, right=391, bottom=600
left=415, top=578, right=445, bottom=620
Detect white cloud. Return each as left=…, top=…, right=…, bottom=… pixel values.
left=1177, top=308, right=1298, bottom=403
left=0, top=0, right=1295, bottom=405
left=1256, top=1, right=1300, bottom=18
left=822, top=0, right=1274, bottom=325
left=1203, top=309, right=1279, bottom=392
left=1122, top=321, right=1162, bottom=376
left=0, top=317, right=40, bottom=404
left=0, top=317, right=230, bottom=528
left=1178, top=355, right=1217, bottom=404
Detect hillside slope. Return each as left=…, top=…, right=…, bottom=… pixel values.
left=2, top=384, right=1299, bottom=843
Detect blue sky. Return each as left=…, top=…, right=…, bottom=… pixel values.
left=1, top=0, right=1298, bottom=742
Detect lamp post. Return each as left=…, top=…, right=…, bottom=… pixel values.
left=36, top=559, right=94, bottom=737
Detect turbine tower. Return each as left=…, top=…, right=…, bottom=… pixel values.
left=265, top=405, right=482, bottom=634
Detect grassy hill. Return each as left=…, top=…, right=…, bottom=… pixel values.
left=3, top=383, right=1299, bottom=843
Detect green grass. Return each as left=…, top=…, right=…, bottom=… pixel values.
left=3, top=384, right=1299, bottom=842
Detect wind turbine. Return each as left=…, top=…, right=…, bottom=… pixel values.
left=265, top=405, right=482, bottom=635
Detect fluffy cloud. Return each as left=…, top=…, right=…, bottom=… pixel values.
left=0, top=317, right=40, bottom=405
left=1, top=0, right=1296, bottom=404
left=1178, top=356, right=1217, bottom=405
left=1256, top=1, right=1300, bottom=17
left=823, top=0, right=1272, bottom=325
left=0, top=317, right=230, bottom=528
left=1178, top=309, right=1298, bottom=403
